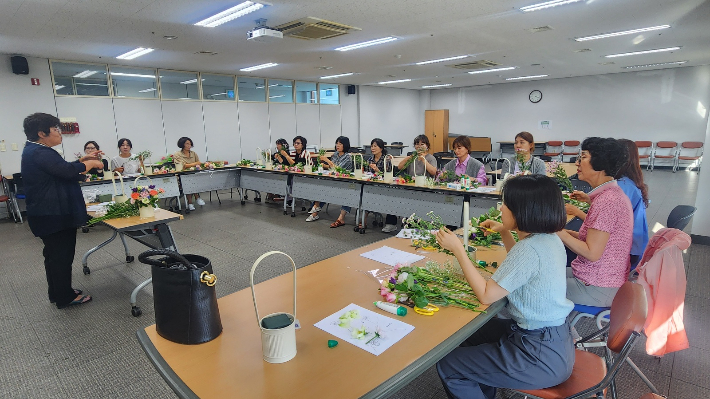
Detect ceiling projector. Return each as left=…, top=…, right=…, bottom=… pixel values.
left=247, top=28, right=283, bottom=42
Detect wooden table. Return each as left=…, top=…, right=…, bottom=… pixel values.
left=137, top=237, right=507, bottom=399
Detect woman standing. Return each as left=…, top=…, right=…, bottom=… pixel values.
left=110, top=138, right=141, bottom=174
left=173, top=136, right=205, bottom=211
left=500, top=132, right=546, bottom=175
left=307, top=136, right=354, bottom=225
left=83, top=141, right=109, bottom=179
left=443, top=136, right=487, bottom=184
left=22, top=113, right=104, bottom=309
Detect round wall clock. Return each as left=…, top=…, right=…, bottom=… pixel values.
left=529, top=90, right=542, bottom=103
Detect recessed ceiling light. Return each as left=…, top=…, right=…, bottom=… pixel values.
left=622, top=60, right=688, bottom=69
left=415, top=55, right=469, bottom=65
left=163, top=35, right=178, bottom=40
left=468, top=66, right=517, bottom=74
left=240, top=62, right=278, bottom=72
left=605, top=46, right=681, bottom=58
left=575, top=25, right=670, bottom=42
left=520, top=0, right=583, bottom=12
left=378, top=78, right=411, bottom=84
left=110, top=72, right=156, bottom=78
left=422, top=84, right=452, bottom=88
left=321, top=72, right=354, bottom=79
left=138, top=88, right=157, bottom=93
left=335, top=37, right=398, bottom=52
left=505, top=74, right=548, bottom=81
left=116, top=47, right=154, bottom=60
left=73, top=70, right=98, bottom=78
left=194, top=1, right=266, bottom=28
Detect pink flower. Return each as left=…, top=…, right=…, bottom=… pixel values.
left=384, top=292, right=396, bottom=303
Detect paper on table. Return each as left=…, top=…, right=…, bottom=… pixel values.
left=314, top=303, right=415, bottom=356
left=86, top=202, right=113, bottom=212
left=360, top=246, right=425, bottom=267
left=468, top=187, right=496, bottom=193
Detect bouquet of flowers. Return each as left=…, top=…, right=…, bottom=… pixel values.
left=404, top=212, right=480, bottom=267
left=155, top=155, right=174, bottom=166
left=546, top=161, right=590, bottom=212
left=469, top=207, right=519, bottom=247
left=515, top=149, right=531, bottom=174
left=86, top=202, right=140, bottom=226
left=394, top=174, right=414, bottom=184
left=434, top=170, right=459, bottom=184
left=319, top=148, right=327, bottom=157
left=289, top=162, right=305, bottom=172
left=379, top=262, right=482, bottom=312
left=238, top=159, right=253, bottom=166
left=74, top=152, right=83, bottom=160
left=130, top=184, right=165, bottom=208
left=333, top=166, right=352, bottom=177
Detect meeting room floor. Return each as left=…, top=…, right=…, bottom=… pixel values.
left=0, top=169, right=705, bottom=399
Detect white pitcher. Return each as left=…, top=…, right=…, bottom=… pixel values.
left=111, top=171, right=128, bottom=203
left=383, top=154, right=394, bottom=183
left=250, top=251, right=298, bottom=364
left=414, top=157, right=426, bottom=187
left=256, top=147, right=264, bottom=166
left=352, top=153, right=364, bottom=179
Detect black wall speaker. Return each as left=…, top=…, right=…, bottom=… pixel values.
left=11, top=56, right=29, bottom=75
left=347, top=85, right=356, bottom=95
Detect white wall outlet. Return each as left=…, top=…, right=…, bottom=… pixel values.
left=11, top=143, right=19, bottom=151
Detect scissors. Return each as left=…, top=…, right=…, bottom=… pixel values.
left=414, top=303, right=440, bottom=316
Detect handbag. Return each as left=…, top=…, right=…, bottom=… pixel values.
left=138, top=249, right=222, bottom=344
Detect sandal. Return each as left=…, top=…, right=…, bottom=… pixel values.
left=57, top=294, right=92, bottom=309
left=330, top=219, right=345, bottom=228
left=50, top=289, right=83, bottom=304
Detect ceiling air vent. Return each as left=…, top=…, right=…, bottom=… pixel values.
left=447, top=60, right=500, bottom=70
left=274, top=17, right=361, bottom=40
left=529, top=25, right=554, bottom=33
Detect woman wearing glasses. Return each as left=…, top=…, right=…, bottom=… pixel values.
left=83, top=141, right=109, bottom=179
left=397, top=135, right=438, bottom=177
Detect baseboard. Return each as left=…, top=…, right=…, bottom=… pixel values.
left=645, top=165, right=700, bottom=171
left=691, top=234, right=710, bottom=246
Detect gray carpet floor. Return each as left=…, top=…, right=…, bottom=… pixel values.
left=0, top=169, right=706, bottom=398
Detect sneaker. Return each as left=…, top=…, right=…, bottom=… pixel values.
left=309, top=206, right=322, bottom=214
left=382, top=224, right=398, bottom=233
left=306, top=214, right=319, bottom=222
left=188, top=204, right=196, bottom=211
left=196, top=198, right=206, bottom=206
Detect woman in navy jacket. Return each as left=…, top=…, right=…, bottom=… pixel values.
left=21, top=113, right=104, bottom=309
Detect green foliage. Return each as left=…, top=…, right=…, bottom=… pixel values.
left=470, top=207, right=519, bottom=248
left=238, top=159, right=253, bottom=166
left=563, top=193, right=590, bottom=212
left=86, top=202, right=139, bottom=226
left=395, top=263, right=482, bottom=312
left=404, top=212, right=481, bottom=268
left=396, top=151, right=419, bottom=176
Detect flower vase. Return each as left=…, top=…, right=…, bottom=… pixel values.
left=413, top=157, right=426, bottom=186
left=139, top=206, right=155, bottom=219
left=265, top=161, right=273, bottom=170
left=175, top=163, right=184, bottom=172
left=144, top=165, right=153, bottom=175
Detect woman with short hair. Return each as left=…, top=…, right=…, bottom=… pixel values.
left=173, top=137, right=204, bottom=210
left=110, top=138, right=141, bottom=174
left=307, top=136, right=354, bottom=226
left=83, top=141, right=109, bottom=179
left=279, top=136, right=310, bottom=165
left=397, top=135, right=437, bottom=177
left=500, top=132, right=546, bottom=175
left=443, top=136, right=487, bottom=184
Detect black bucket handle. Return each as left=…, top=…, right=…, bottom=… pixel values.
left=138, top=249, right=197, bottom=270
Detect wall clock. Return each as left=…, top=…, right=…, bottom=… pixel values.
left=529, top=90, right=542, bottom=103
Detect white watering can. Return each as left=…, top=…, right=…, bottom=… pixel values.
left=250, top=251, right=298, bottom=364
left=414, top=157, right=426, bottom=187
left=111, top=171, right=128, bottom=203
left=383, top=154, right=394, bottom=183
left=351, top=153, right=364, bottom=179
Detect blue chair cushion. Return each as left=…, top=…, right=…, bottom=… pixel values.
left=573, top=304, right=609, bottom=315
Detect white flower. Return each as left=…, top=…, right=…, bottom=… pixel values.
left=396, top=272, right=409, bottom=284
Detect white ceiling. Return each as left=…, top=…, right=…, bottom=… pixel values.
left=1, top=0, right=709, bottom=89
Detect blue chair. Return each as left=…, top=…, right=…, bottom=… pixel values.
left=571, top=303, right=610, bottom=331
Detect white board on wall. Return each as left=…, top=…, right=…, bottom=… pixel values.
left=269, top=103, right=296, bottom=148
left=162, top=101, right=206, bottom=159
left=55, top=97, right=117, bottom=161
left=295, top=104, right=320, bottom=149
left=113, top=98, right=166, bottom=160
left=320, top=105, right=342, bottom=149
left=203, top=101, right=239, bottom=162
left=238, top=102, right=270, bottom=160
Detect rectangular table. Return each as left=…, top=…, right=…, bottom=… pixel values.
left=290, top=173, right=363, bottom=218
left=81, top=175, right=183, bottom=210
left=137, top=237, right=506, bottom=399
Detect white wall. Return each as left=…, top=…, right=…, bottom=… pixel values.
left=691, top=114, right=710, bottom=238
left=358, top=85, right=421, bottom=149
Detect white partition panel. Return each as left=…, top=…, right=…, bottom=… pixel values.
left=238, top=102, right=270, bottom=161
left=55, top=97, right=117, bottom=161
left=319, top=105, right=342, bottom=149
left=112, top=98, right=166, bottom=160
left=295, top=104, right=320, bottom=149
left=269, top=103, right=297, bottom=149
left=203, top=101, right=240, bottom=162
left=162, top=101, right=206, bottom=160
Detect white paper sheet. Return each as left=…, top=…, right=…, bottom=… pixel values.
left=314, top=303, right=415, bottom=356
left=86, top=202, right=114, bottom=212
left=359, top=246, right=425, bottom=267
left=468, top=187, right=496, bottom=193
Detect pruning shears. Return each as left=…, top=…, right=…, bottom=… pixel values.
left=413, top=304, right=440, bottom=316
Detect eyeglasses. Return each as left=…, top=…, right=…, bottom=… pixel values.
left=294, top=141, right=302, bottom=145
left=52, top=125, right=62, bottom=133
left=85, top=146, right=97, bottom=150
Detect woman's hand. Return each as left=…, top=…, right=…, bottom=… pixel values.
left=479, top=219, right=505, bottom=235
left=570, top=190, right=590, bottom=203
left=280, top=149, right=289, bottom=156
left=83, top=160, right=104, bottom=173
left=565, top=203, right=587, bottom=219
left=436, top=227, right=464, bottom=254
left=369, top=163, right=380, bottom=173
left=319, top=155, right=329, bottom=163
left=113, top=167, right=124, bottom=174
left=274, top=154, right=283, bottom=163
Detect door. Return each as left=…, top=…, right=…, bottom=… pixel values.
left=425, top=110, right=449, bottom=153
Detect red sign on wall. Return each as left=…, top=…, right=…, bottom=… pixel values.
left=31, top=78, right=40, bottom=86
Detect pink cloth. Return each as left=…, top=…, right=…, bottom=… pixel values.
left=635, top=228, right=690, bottom=357
left=455, top=155, right=469, bottom=176
left=475, top=165, right=488, bottom=185
left=571, top=181, right=633, bottom=287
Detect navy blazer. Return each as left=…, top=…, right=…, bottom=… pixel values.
left=21, top=141, right=88, bottom=237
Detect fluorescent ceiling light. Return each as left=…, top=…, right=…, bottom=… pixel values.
left=468, top=66, right=517, bottom=74
left=269, top=95, right=285, bottom=99
left=335, top=37, right=398, bottom=52
left=415, top=55, right=469, bottom=65
left=180, top=78, right=205, bottom=84
left=73, top=70, right=98, bottom=78
left=321, top=72, right=354, bottom=79
left=116, top=47, right=154, bottom=60
left=194, top=1, right=265, bottom=28
left=575, top=25, right=671, bottom=42
left=622, top=60, right=688, bottom=69
left=605, top=46, right=681, bottom=58
left=505, top=74, right=548, bottom=81
left=54, top=85, right=65, bottom=90
left=422, top=84, right=452, bottom=88
left=240, top=63, right=278, bottom=72
left=378, top=78, right=411, bottom=84
left=110, top=72, right=156, bottom=79
left=138, top=88, right=157, bottom=93
left=520, top=0, right=582, bottom=12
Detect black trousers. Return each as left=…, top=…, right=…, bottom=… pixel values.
left=40, top=228, right=78, bottom=307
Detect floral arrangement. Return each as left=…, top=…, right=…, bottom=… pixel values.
left=155, top=155, right=174, bottom=166
left=273, top=164, right=288, bottom=171
left=131, top=150, right=152, bottom=161
left=86, top=202, right=139, bottom=226
left=394, top=174, right=414, bottom=184
left=238, top=159, right=253, bottom=166
left=404, top=212, right=480, bottom=267
left=332, top=166, right=352, bottom=177
left=130, top=184, right=165, bottom=208
left=469, top=207, right=519, bottom=247
left=151, top=166, right=174, bottom=174
left=319, top=148, right=327, bottom=157
left=546, top=161, right=590, bottom=212
left=353, top=156, right=364, bottom=170
left=74, top=152, right=83, bottom=160
left=515, top=149, right=531, bottom=174
left=434, top=170, right=459, bottom=184
left=379, top=262, right=482, bottom=312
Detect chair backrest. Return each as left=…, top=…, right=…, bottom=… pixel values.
left=538, top=155, right=553, bottom=162
left=348, top=147, right=365, bottom=154
left=635, top=141, right=653, bottom=148
left=655, top=141, right=677, bottom=149
left=667, top=205, right=697, bottom=231
left=392, top=141, right=403, bottom=145
left=677, top=141, right=704, bottom=160
left=564, top=140, right=580, bottom=146
left=681, top=141, right=703, bottom=149
left=607, top=282, right=648, bottom=352
left=406, top=151, right=413, bottom=156
left=547, top=140, right=563, bottom=146
left=568, top=156, right=578, bottom=163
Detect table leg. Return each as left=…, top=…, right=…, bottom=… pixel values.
left=81, top=229, right=118, bottom=275
left=119, top=232, right=134, bottom=263
left=463, top=198, right=470, bottom=249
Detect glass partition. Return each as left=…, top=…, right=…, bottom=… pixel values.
left=238, top=77, right=266, bottom=102
left=159, top=70, right=200, bottom=100
left=268, top=79, right=293, bottom=103
left=109, top=66, right=158, bottom=98
left=202, top=74, right=235, bottom=101
left=51, top=61, right=109, bottom=96
left=319, top=83, right=340, bottom=105
left=295, top=81, right=318, bottom=104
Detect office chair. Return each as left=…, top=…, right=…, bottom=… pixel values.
left=666, top=205, right=696, bottom=231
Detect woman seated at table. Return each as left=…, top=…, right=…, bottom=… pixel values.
left=356, top=139, right=388, bottom=231
left=83, top=141, right=109, bottom=179
left=111, top=138, right=141, bottom=175
left=443, top=136, right=487, bottom=185
left=500, top=131, right=546, bottom=176
left=307, top=136, right=354, bottom=225
left=279, top=136, right=310, bottom=165
left=436, top=174, right=574, bottom=399
left=397, top=135, right=437, bottom=177
left=557, top=137, right=633, bottom=307
left=272, top=138, right=289, bottom=165
left=173, top=136, right=205, bottom=211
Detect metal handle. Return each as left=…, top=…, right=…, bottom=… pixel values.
left=134, top=175, right=153, bottom=188
left=111, top=171, right=125, bottom=196
left=384, top=154, right=394, bottom=173
left=250, top=251, right=297, bottom=326
left=138, top=248, right=196, bottom=270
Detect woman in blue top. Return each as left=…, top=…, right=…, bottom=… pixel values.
left=21, top=113, right=104, bottom=309
left=436, top=175, right=574, bottom=399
